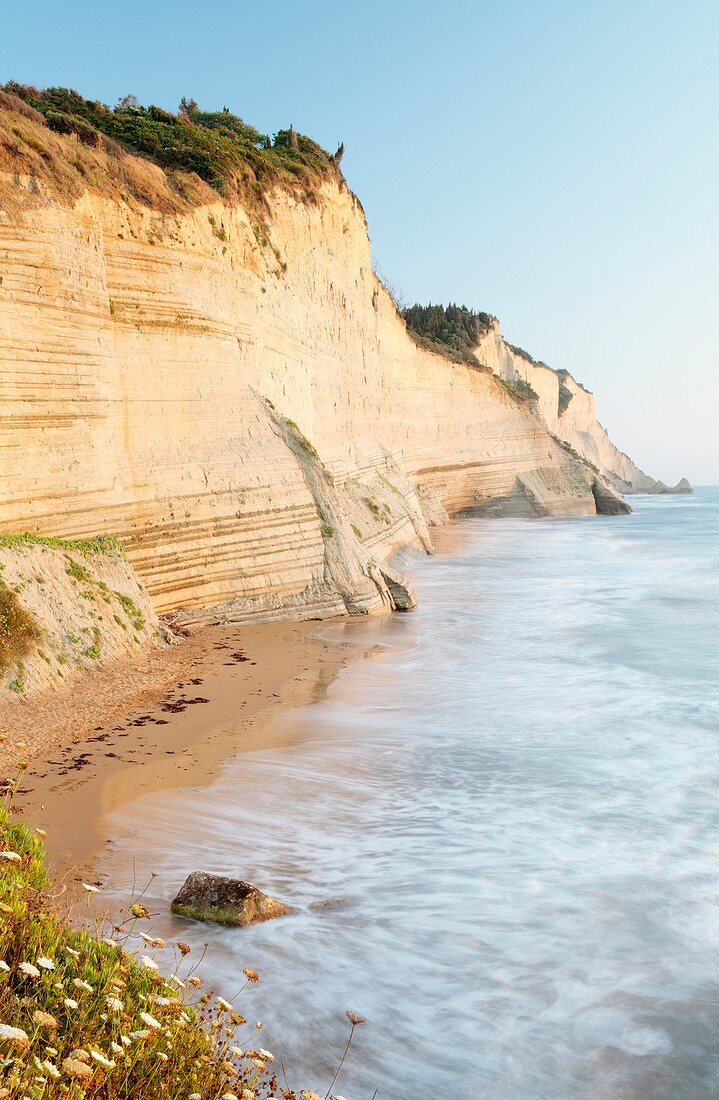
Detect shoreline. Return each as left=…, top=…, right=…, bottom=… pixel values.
left=7, top=618, right=372, bottom=886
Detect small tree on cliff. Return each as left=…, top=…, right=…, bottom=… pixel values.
left=179, top=96, right=198, bottom=117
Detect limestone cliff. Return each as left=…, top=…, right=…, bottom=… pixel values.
left=0, top=96, right=640, bottom=697
left=473, top=320, right=690, bottom=495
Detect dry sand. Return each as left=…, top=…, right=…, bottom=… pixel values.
left=2, top=620, right=365, bottom=887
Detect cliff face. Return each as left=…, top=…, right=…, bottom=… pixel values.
left=474, top=321, right=689, bottom=494
left=0, top=124, right=619, bottom=647
left=0, top=96, right=658, bottom=703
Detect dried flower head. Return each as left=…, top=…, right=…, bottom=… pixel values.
left=139, top=932, right=165, bottom=948
left=63, top=1056, right=94, bottom=1080
left=345, top=1011, right=367, bottom=1026
left=32, top=1010, right=58, bottom=1030
left=243, top=967, right=260, bottom=983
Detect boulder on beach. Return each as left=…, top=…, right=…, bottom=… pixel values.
left=171, top=871, right=290, bottom=927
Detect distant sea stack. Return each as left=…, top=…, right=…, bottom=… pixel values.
left=0, top=85, right=687, bottom=701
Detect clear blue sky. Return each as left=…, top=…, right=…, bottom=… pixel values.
left=2, top=0, right=717, bottom=482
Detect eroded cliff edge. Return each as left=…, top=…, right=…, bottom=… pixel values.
left=0, top=93, right=663, bottom=699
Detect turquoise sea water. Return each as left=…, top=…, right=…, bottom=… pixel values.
left=105, top=488, right=719, bottom=1098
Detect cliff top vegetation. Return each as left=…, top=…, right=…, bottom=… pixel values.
left=401, top=302, right=496, bottom=366
left=0, top=83, right=342, bottom=217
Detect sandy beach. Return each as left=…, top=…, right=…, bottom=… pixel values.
left=3, top=620, right=363, bottom=886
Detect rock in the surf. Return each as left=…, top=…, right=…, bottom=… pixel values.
left=171, top=871, right=289, bottom=927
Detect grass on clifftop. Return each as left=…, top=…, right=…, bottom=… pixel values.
left=0, top=794, right=283, bottom=1099
left=0, top=83, right=341, bottom=217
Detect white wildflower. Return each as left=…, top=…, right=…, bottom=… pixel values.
left=141, top=955, right=159, bottom=971
left=0, top=961, right=9, bottom=972
left=81, top=882, right=100, bottom=894
left=259, top=1048, right=275, bottom=1062
left=72, top=978, right=94, bottom=992
left=129, top=1029, right=150, bottom=1039
left=139, top=1011, right=161, bottom=1030
left=105, top=996, right=124, bottom=1012
left=40, top=1060, right=60, bottom=1079
left=229, top=1046, right=244, bottom=1057
left=37, top=956, right=55, bottom=970
left=216, top=996, right=233, bottom=1012
left=0, top=1023, right=29, bottom=1043
left=19, top=962, right=40, bottom=979
left=63, top=998, right=79, bottom=1010
left=89, top=1049, right=116, bottom=1068
left=156, top=1051, right=169, bottom=1061
left=64, top=946, right=80, bottom=958
left=0, top=852, right=21, bottom=862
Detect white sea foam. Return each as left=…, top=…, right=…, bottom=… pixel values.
left=103, top=489, right=719, bottom=1099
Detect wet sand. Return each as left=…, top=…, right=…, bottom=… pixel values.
left=4, top=620, right=362, bottom=886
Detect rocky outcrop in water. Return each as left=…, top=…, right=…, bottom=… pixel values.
left=171, top=871, right=289, bottom=927
left=591, top=479, right=632, bottom=516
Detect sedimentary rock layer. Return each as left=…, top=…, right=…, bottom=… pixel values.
left=0, top=119, right=612, bottom=640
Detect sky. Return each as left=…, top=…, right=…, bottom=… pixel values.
left=1, top=0, right=717, bottom=483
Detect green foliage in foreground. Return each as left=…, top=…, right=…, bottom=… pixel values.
left=0, top=534, right=123, bottom=557
left=401, top=302, right=496, bottom=366
left=2, top=83, right=340, bottom=208
left=0, top=801, right=282, bottom=1099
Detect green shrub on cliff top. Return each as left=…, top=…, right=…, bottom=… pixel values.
left=401, top=303, right=496, bottom=366
left=1, top=83, right=340, bottom=209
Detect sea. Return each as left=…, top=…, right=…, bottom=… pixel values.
left=103, top=487, right=719, bottom=1099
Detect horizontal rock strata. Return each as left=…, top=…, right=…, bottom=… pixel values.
left=0, top=105, right=663, bottom=700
